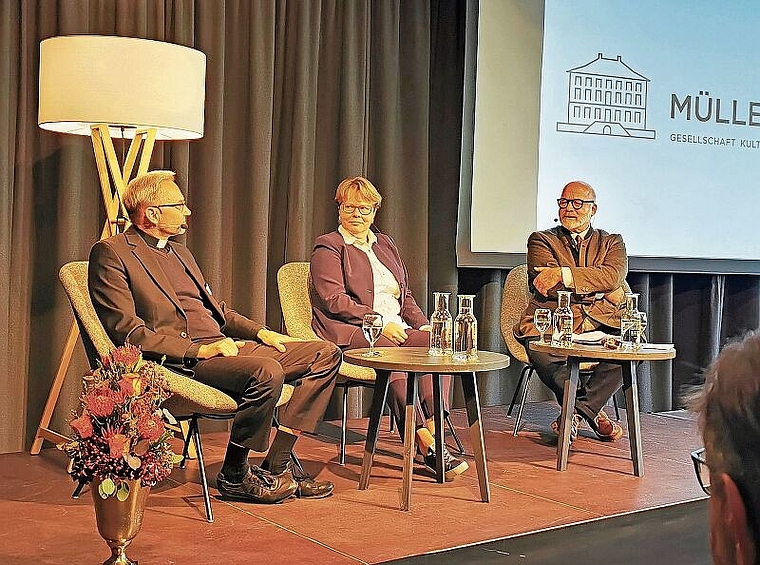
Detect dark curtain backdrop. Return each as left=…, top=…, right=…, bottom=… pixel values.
left=1, top=1, right=758, bottom=455
left=0, top=0, right=467, bottom=454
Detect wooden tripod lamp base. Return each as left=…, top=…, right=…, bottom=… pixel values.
left=30, top=125, right=156, bottom=455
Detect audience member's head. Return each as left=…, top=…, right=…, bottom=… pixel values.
left=558, top=180, right=597, bottom=234
left=696, top=330, right=760, bottom=565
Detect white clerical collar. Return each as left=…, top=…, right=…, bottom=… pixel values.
left=136, top=228, right=171, bottom=250
left=338, top=225, right=377, bottom=247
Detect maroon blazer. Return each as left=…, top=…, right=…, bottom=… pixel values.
left=310, top=229, right=428, bottom=346
left=89, top=227, right=265, bottom=366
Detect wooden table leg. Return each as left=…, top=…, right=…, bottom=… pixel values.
left=401, top=373, right=419, bottom=511
left=359, top=370, right=391, bottom=490
left=623, top=361, right=644, bottom=476
left=461, top=371, right=490, bottom=502
left=432, top=373, right=445, bottom=483
left=557, top=360, right=580, bottom=471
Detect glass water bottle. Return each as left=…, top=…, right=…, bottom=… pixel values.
left=428, top=292, right=453, bottom=356
left=552, top=290, right=574, bottom=348
left=621, top=292, right=641, bottom=349
left=453, top=294, right=478, bottom=361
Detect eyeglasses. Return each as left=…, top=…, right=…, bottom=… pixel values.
left=153, top=202, right=187, bottom=211
left=557, top=198, right=595, bottom=210
left=341, top=204, right=376, bottom=216
left=691, top=447, right=711, bottom=495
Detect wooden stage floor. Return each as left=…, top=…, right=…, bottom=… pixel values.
left=0, top=402, right=707, bottom=564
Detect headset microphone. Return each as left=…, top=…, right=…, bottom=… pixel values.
left=157, top=220, right=188, bottom=230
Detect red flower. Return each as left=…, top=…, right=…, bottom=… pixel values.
left=118, top=379, right=134, bottom=397
left=102, top=343, right=142, bottom=370
left=106, top=433, right=130, bottom=459
left=137, top=414, right=164, bottom=442
left=85, top=388, right=117, bottom=417
left=70, top=414, right=94, bottom=438
left=119, top=372, right=144, bottom=397
left=59, top=344, right=179, bottom=495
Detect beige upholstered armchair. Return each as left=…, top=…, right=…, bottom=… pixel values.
left=276, top=262, right=376, bottom=464
left=500, top=264, right=620, bottom=436
left=59, top=261, right=294, bottom=522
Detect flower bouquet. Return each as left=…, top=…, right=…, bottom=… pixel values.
left=59, top=344, right=183, bottom=500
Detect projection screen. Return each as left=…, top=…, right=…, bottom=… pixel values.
left=458, top=0, right=760, bottom=274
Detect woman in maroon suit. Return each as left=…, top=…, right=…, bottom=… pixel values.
left=310, top=176, right=467, bottom=480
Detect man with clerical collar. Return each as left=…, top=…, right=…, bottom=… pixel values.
left=89, top=170, right=341, bottom=504
left=514, top=180, right=627, bottom=443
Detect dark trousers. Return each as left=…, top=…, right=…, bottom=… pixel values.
left=346, top=328, right=452, bottom=436
left=192, top=340, right=340, bottom=452
left=526, top=338, right=623, bottom=422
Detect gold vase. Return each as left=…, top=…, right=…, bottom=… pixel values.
left=91, top=478, right=150, bottom=565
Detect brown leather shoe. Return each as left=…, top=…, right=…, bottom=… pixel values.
left=217, top=465, right=297, bottom=504
left=290, top=464, right=334, bottom=499
left=261, top=460, right=334, bottom=499
left=591, top=410, right=624, bottom=441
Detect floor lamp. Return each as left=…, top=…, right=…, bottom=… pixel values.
left=31, top=35, right=206, bottom=454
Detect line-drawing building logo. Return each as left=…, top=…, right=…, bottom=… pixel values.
left=556, top=53, right=656, bottom=140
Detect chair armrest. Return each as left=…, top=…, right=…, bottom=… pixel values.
left=158, top=367, right=238, bottom=415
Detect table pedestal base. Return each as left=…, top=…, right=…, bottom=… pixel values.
left=358, top=371, right=490, bottom=510
left=557, top=359, right=643, bottom=476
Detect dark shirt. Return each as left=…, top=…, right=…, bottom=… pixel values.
left=89, top=226, right=265, bottom=366
left=145, top=240, right=225, bottom=344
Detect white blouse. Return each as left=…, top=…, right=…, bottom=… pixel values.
left=338, top=225, right=409, bottom=330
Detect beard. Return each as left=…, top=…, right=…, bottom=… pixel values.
left=560, top=216, right=589, bottom=232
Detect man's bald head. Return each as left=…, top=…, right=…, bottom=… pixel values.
left=562, top=181, right=596, bottom=201
left=558, top=181, right=597, bottom=233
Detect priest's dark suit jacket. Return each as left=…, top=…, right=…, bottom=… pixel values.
left=88, top=226, right=265, bottom=370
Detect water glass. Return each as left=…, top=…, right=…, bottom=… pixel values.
left=362, top=313, right=383, bottom=356
left=533, top=308, right=552, bottom=344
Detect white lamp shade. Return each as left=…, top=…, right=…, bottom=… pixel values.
left=38, top=35, right=206, bottom=140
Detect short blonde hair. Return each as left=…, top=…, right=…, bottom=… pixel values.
left=334, top=176, right=382, bottom=208
left=123, top=170, right=177, bottom=221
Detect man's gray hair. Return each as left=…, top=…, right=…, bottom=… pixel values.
left=122, top=170, right=177, bottom=220
left=697, top=330, right=760, bottom=543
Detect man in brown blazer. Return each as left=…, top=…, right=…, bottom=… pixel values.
left=514, top=180, right=627, bottom=442
left=89, top=171, right=341, bottom=504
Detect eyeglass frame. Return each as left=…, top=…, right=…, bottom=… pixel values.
left=151, top=201, right=188, bottom=211
left=557, top=198, right=595, bottom=210
left=340, top=203, right=377, bottom=216
left=691, top=447, right=711, bottom=495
